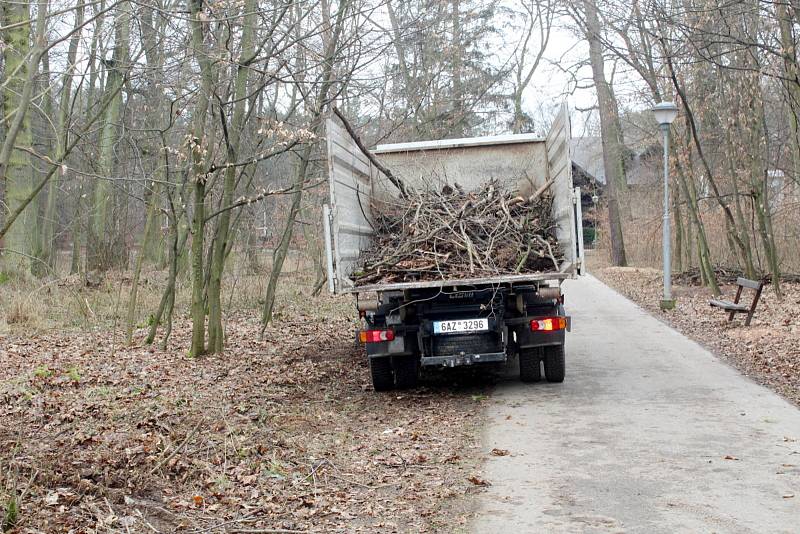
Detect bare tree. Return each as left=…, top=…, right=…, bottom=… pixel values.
left=575, top=0, right=627, bottom=266
left=510, top=0, right=553, bottom=133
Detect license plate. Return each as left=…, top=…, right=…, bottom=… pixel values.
left=433, top=318, right=489, bottom=335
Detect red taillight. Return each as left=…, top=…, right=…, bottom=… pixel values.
left=530, top=317, right=567, bottom=332
left=359, top=329, right=395, bottom=343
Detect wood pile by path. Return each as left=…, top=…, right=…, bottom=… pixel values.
left=353, top=180, right=563, bottom=286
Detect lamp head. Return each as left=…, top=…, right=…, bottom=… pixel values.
left=652, top=101, right=678, bottom=126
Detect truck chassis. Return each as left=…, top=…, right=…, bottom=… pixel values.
left=359, top=283, right=569, bottom=390
left=323, top=104, right=582, bottom=392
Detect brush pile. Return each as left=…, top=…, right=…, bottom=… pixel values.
left=353, top=180, right=563, bottom=286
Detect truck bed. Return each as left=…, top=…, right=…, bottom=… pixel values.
left=323, top=103, right=583, bottom=295
left=347, top=264, right=575, bottom=294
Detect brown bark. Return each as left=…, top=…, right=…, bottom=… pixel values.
left=582, top=0, right=627, bottom=266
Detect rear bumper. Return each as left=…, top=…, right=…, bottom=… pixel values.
left=508, top=315, right=570, bottom=349
left=365, top=335, right=414, bottom=359
left=421, top=351, right=507, bottom=367
left=363, top=313, right=570, bottom=362
left=515, top=328, right=566, bottom=349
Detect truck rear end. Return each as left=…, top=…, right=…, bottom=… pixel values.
left=323, top=105, right=583, bottom=390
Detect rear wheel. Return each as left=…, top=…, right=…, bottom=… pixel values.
left=393, top=355, right=419, bottom=389
left=543, top=345, right=565, bottom=383
left=370, top=357, right=394, bottom=391
left=519, top=348, right=542, bottom=383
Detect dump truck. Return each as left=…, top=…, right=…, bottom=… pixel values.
left=322, top=104, right=584, bottom=391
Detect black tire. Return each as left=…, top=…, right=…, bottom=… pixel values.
left=519, top=348, right=542, bottom=383
left=370, top=357, right=394, bottom=391
left=543, top=344, right=565, bottom=383
left=393, top=355, right=419, bottom=389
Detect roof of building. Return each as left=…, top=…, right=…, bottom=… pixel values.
left=571, top=137, right=605, bottom=185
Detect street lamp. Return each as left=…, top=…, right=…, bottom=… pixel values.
left=653, top=101, right=678, bottom=310
left=591, top=193, right=599, bottom=246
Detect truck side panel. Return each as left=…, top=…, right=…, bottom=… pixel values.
left=325, top=118, right=376, bottom=291
left=546, top=103, right=578, bottom=274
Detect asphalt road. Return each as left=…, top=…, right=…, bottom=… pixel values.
left=473, top=275, right=800, bottom=533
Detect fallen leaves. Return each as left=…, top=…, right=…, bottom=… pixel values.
left=0, top=289, right=488, bottom=533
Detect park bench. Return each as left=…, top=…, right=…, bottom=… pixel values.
left=709, top=277, right=764, bottom=326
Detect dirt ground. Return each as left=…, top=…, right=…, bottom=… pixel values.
left=0, top=278, right=491, bottom=533
left=590, top=257, right=800, bottom=407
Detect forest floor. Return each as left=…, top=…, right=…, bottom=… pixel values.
left=0, top=274, right=492, bottom=533
left=589, top=256, right=800, bottom=407
left=5, top=256, right=797, bottom=532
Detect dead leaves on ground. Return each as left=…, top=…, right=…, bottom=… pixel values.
left=0, top=296, right=487, bottom=532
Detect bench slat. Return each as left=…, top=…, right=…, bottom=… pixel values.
left=736, top=277, right=763, bottom=290
left=709, top=299, right=749, bottom=312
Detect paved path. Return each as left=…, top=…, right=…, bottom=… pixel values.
left=473, top=275, right=800, bottom=533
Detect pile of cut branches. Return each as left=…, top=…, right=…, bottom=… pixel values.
left=354, top=180, right=563, bottom=285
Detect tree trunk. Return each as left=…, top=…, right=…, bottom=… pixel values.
left=582, top=0, right=627, bottom=266
left=673, top=141, right=720, bottom=295
left=0, top=0, right=48, bottom=276
left=728, top=167, right=756, bottom=277
left=451, top=0, right=465, bottom=136
left=207, top=0, right=258, bottom=354
left=664, top=52, right=752, bottom=276
left=752, top=178, right=781, bottom=297
left=39, top=0, right=85, bottom=272
left=260, top=158, right=307, bottom=332
left=776, top=0, right=800, bottom=187
left=261, top=0, right=349, bottom=330
left=89, top=0, right=131, bottom=271
left=187, top=0, right=216, bottom=357
left=70, top=186, right=83, bottom=275
left=125, top=185, right=159, bottom=344
left=672, top=176, right=683, bottom=274
left=147, top=206, right=188, bottom=347
left=753, top=106, right=782, bottom=297
left=386, top=0, right=418, bottom=120
left=140, top=1, right=167, bottom=264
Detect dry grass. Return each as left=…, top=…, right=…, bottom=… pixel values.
left=4, top=299, right=33, bottom=326
left=0, top=248, right=321, bottom=335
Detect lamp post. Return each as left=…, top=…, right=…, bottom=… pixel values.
left=653, top=101, right=679, bottom=310
left=591, top=193, right=599, bottom=247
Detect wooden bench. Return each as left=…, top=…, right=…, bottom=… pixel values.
left=709, top=277, right=764, bottom=326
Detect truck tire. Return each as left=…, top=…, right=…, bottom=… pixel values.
left=370, top=357, right=394, bottom=391
left=519, top=348, right=542, bottom=383
left=543, top=345, right=565, bottom=383
left=393, top=356, right=419, bottom=389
